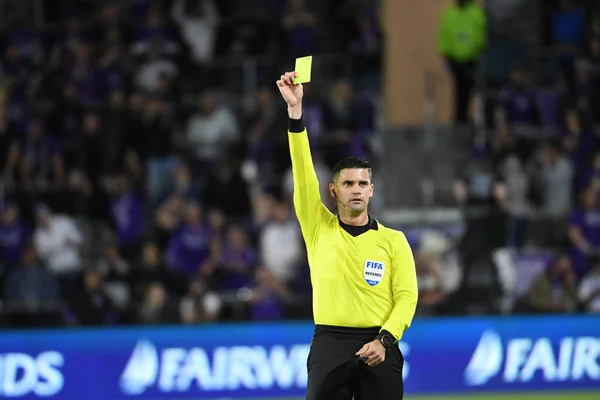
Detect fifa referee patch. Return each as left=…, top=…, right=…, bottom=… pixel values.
left=363, top=260, right=385, bottom=286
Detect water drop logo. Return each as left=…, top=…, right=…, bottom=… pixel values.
left=120, top=340, right=159, bottom=395
left=464, top=330, right=504, bottom=386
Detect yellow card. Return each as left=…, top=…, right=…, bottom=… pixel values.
left=294, top=56, right=312, bottom=83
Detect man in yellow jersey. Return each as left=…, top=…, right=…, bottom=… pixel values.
left=276, top=71, right=418, bottom=400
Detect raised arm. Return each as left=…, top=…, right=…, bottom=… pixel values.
left=277, top=72, right=332, bottom=246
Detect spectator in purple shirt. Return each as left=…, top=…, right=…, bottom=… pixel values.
left=64, top=43, right=98, bottom=106
left=561, top=109, right=594, bottom=173
left=301, top=84, right=326, bottom=141
left=249, top=266, right=292, bottom=321
left=281, top=0, right=317, bottom=56
left=218, top=225, right=257, bottom=290
left=496, top=67, right=541, bottom=127
left=133, top=7, right=178, bottom=53
left=110, top=173, right=144, bottom=259
left=552, top=0, right=584, bottom=84
left=166, top=202, right=217, bottom=277
left=0, top=203, right=31, bottom=269
left=568, top=187, right=600, bottom=279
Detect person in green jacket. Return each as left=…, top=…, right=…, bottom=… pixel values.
left=438, top=0, right=487, bottom=124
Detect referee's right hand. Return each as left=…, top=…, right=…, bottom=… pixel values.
left=276, top=72, right=303, bottom=118
left=356, top=339, right=386, bottom=367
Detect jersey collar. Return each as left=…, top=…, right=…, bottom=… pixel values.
left=338, top=215, right=379, bottom=237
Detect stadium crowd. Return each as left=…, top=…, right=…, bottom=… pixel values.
left=0, top=0, right=380, bottom=327
left=2, top=0, right=600, bottom=330
left=432, top=0, right=600, bottom=317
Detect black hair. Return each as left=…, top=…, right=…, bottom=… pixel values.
left=332, top=157, right=372, bottom=182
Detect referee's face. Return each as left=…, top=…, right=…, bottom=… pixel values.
left=331, top=168, right=374, bottom=212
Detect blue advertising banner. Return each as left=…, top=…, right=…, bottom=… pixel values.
left=0, top=315, right=599, bottom=399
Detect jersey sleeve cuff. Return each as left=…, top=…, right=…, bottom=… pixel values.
left=381, top=327, right=402, bottom=342
left=288, top=116, right=305, bottom=133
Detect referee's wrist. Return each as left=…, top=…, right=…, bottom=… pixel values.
left=288, top=115, right=305, bottom=133
left=377, top=330, right=395, bottom=349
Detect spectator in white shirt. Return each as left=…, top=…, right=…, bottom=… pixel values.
left=186, top=93, right=239, bottom=164
left=579, top=259, right=600, bottom=313
left=260, top=201, right=302, bottom=284
left=33, top=205, right=83, bottom=276
left=135, top=41, right=179, bottom=93
left=171, top=0, right=219, bottom=65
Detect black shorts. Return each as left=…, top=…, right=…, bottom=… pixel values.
left=306, top=325, right=404, bottom=400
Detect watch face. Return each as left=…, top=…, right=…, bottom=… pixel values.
left=382, top=336, right=392, bottom=347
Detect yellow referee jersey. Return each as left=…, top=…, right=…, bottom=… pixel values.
left=289, top=127, right=418, bottom=341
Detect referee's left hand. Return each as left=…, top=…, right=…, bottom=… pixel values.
left=356, top=340, right=385, bottom=367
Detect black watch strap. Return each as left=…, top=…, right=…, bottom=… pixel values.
left=376, top=330, right=394, bottom=349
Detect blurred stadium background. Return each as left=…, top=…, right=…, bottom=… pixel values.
left=0, top=0, right=599, bottom=399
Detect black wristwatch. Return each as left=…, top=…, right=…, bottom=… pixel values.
left=376, top=330, right=394, bottom=349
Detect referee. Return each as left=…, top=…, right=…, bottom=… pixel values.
left=276, top=71, right=418, bottom=400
